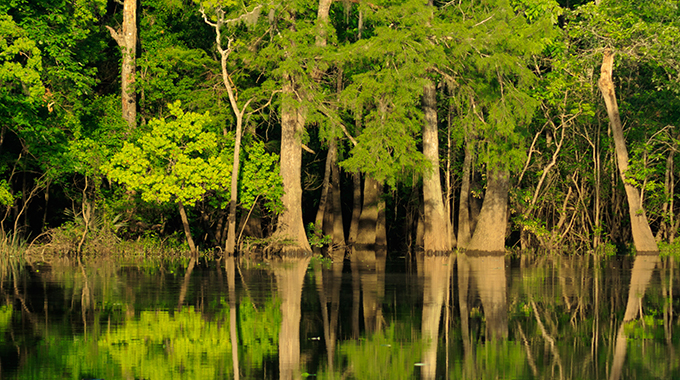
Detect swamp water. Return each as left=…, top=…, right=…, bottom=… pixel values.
left=0, top=252, right=678, bottom=380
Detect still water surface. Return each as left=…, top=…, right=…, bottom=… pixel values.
left=0, top=251, right=678, bottom=379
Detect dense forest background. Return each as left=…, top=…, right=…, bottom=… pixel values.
left=1, top=0, right=679, bottom=256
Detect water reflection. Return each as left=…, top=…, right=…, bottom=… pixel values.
left=420, top=254, right=452, bottom=380
left=610, top=254, right=659, bottom=380
left=0, top=253, right=678, bottom=379
left=457, top=252, right=508, bottom=379
left=351, top=248, right=387, bottom=334
left=272, top=256, right=310, bottom=380
left=313, top=249, right=344, bottom=375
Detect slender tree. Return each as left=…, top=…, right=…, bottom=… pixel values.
left=597, top=50, right=658, bottom=253
left=200, top=4, right=258, bottom=255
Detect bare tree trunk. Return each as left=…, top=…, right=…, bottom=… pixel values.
left=314, top=143, right=334, bottom=251
left=200, top=7, right=256, bottom=255
left=598, top=50, right=658, bottom=253
left=458, top=141, right=473, bottom=248
left=274, top=80, right=312, bottom=254
left=178, top=202, right=197, bottom=256
left=422, top=81, right=452, bottom=252
left=330, top=148, right=345, bottom=247
left=106, top=0, right=137, bottom=129
left=594, top=122, right=603, bottom=249
left=467, top=168, right=509, bottom=252
left=658, top=139, right=675, bottom=242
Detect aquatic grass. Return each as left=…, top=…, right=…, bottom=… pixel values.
left=0, top=232, right=26, bottom=283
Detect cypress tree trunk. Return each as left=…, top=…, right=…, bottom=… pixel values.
left=320, top=141, right=345, bottom=248
left=422, top=81, right=452, bottom=252
left=467, top=168, right=509, bottom=252
left=355, top=176, right=380, bottom=246
left=598, top=50, right=658, bottom=253
left=375, top=182, right=387, bottom=247
left=348, top=173, right=362, bottom=244
left=274, top=80, right=312, bottom=254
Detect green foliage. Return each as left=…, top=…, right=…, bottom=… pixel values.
left=239, top=139, right=284, bottom=213
left=100, top=308, right=233, bottom=379
left=237, top=296, right=281, bottom=369
left=305, top=222, right=332, bottom=248
left=321, top=326, right=422, bottom=380
left=0, top=180, right=14, bottom=207
left=338, top=0, right=436, bottom=185
left=0, top=13, right=45, bottom=103
left=0, top=305, right=12, bottom=340
left=106, top=101, right=232, bottom=207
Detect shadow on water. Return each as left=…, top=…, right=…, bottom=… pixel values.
left=0, top=251, right=677, bottom=379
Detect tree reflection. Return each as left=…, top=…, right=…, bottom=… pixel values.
left=0, top=253, right=677, bottom=380
left=351, top=248, right=387, bottom=334
left=420, top=253, right=452, bottom=380
left=460, top=252, right=508, bottom=341
left=609, top=254, right=659, bottom=380
left=457, top=252, right=509, bottom=379
left=272, top=256, right=311, bottom=380
left=313, top=249, right=344, bottom=375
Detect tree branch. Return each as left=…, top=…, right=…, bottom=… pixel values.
left=105, top=25, right=124, bottom=47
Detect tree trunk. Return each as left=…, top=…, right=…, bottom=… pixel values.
left=355, top=176, right=380, bottom=246
left=274, top=80, right=312, bottom=254
left=178, top=202, right=197, bottom=256
left=316, top=0, right=332, bottom=47
left=314, top=140, right=335, bottom=249
left=657, top=138, right=675, bottom=242
left=598, top=50, right=658, bottom=253
left=201, top=8, right=255, bottom=255
left=467, top=168, right=509, bottom=252
left=330, top=147, right=345, bottom=247
left=375, top=182, right=387, bottom=247
left=348, top=172, right=362, bottom=244
left=106, top=0, right=137, bottom=130
left=458, top=141, right=473, bottom=248
left=321, top=142, right=345, bottom=249
left=422, top=81, right=452, bottom=252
